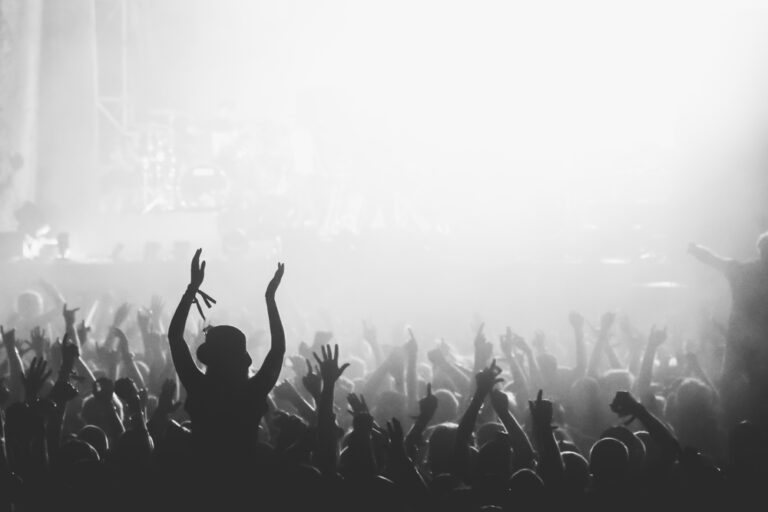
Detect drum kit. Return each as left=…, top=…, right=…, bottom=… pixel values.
left=128, top=108, right=267, bottom=212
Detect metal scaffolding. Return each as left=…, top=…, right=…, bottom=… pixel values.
left=93, top=0, right=131, bottom=163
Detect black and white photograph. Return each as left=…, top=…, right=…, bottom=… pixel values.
left=1, top=1, right=767, bottom=510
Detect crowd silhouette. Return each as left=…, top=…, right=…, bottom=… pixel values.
left=1, top=238, right=767, bottom=512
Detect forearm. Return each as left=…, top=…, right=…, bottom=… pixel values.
left=315, top=386, right=337, bottom=474
left=690, top=245, right=731, bottom=272
left=290, top=394, right=317, bottom=424
left=635, top=345, right=657, bottom=398
left=405, top=419, right=428, bottom=461
left=498, top=410, right=535, bottom=470
left=604, top=342, right=623, bottom=370
left=46, top=405, right=66, bottom=455
left=573, top=329, right=587, bottom=377
left=453, top=393, right=483, bottom=478
left=403, top=350, right=416, bottom=408
left=261, top=297, right=286, bottom=390
left=523, top=349, right=543, bottom=390
left=74, top=356, right=96, bottom=387
left=636, top=406, right=680, bottom=460
left=436, top=361, right=471, bottom=393
left=504, top=354, right=530, bottom=407
left=347, top=429, right=377, bottom=476
left=120, top=355, right=146, bottom=390
left=362, top=362, right=393, bottom=399
left=533, top=426, right=564, bottom=488
left=5, top=346, right=25, bottom=403
left=587, top=338, right=606, bottom=377
left=167, top=287, right=199, bottom=386
left=455, top=393, right=483, bottom=453
left=628, top=348, right=643, bottom=377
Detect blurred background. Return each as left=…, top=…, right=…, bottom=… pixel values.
left=0, top=0, right=767, bottom=347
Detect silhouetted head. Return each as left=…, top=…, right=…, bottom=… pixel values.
left=537, top=353, right=558, bottom=383
left=432, top=389, right=459, bottom=424
left=53, top=438, right=100, bottom=470
left=477, top=422, right=506, bottom=448
left=601, top=425, right=646, bottom=470
left=17, top=290, right=43, bottom=319
left=506, top=469, right=545, bottom=508
left=590, top=438, right=629, bottom=487
left=562, top=451, right=591, bottom=495
left=427, top=423, right=458, bottom=475
left=477, top=436, right=512, bottom=478
left=196, top=325, right=251, bottom=379
left=78, top=425, right=109, bottom=460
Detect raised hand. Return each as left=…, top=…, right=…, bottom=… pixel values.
left=48, top=379, right=78, bottom=405
left=490, top=388, right=510, bottom=415
left=111, top=327, right=131, bottom=358
left=1, top=326, right=16, bottom=350
left=500, top=327, right=514, bottom=357
left=610, top=390, right=642, bottom=424
left=510, top=330, right=530, bottom=354
left=648, top=325, right=668, bottom=349
left=405, top=327, right=418, bottom=357
left=569, top=311, right=585, bottom=331
left=302, top=359, right=322, bottom=399
left=29, top=326, right=49, bottom=358
left=62, top=304, right=79, bottom=329
left=528, top=389, right=553, bottom=429
left=475, top=359, right=504, bottom=396
left=427, top=346, right=448, bottom=367
left=149, top=294, right=165, bottom=321
left=92, top=377, right=116, bottom=405
left=600, top=311, right=616, bottom=334
left=265, top=262, right=285, bottom=300
left=76, top=320, right=91, bottom=345
left=156, top=378, right=182, bottom=415
left=346, top=393, right=369, bottom=416
left=23, top=357, right=52, bottom=403
left=114, top=377, right=141, bottom=409
left=313, top=344, right=349, bottom=385
left=363, top=320, right=377, bottom=345
left=347, top=393, right=373, bottom=432
left=137, top=308, right=151, bottom=333
left=112, top=302, right=131, bottom=328
left=474, top=322, right=494, bottom=366
left=413, top=383, right=438, bottom=421
left=190, top=248, right=206, bottom=290
left=61, top=337, right=80, bottom=370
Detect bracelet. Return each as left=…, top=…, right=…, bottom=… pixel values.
left=186, top=285, right=217, bottom=320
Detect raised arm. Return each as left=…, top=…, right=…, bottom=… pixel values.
left=587, top=312, right=615, bottom=378
left=490, top=388, right=535, bottom=470
left=313, top=344, right=349, bottom=475
left=529, top=390, right=565, bottom=489
left=454, top=360, right=503, bottom=479
left=610, top=391, right=680, bottom=462
left=570, top=312, right=588, bottom=378
left=688, top=243, right=734, bottom=274
left=1, top=327, right=24, bottom=404
left=634, top=325, right=666, bottom=402
left=253, top=263, right=286, bottom=392
left=167, top=249, right=206, bottom=390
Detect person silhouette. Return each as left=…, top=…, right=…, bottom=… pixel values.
left=689, top=232, right=768, bottom=423
left=167, top=249, right=285, bottom=469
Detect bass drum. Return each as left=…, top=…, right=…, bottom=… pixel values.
left=175, top=164, right=230, bottom=211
